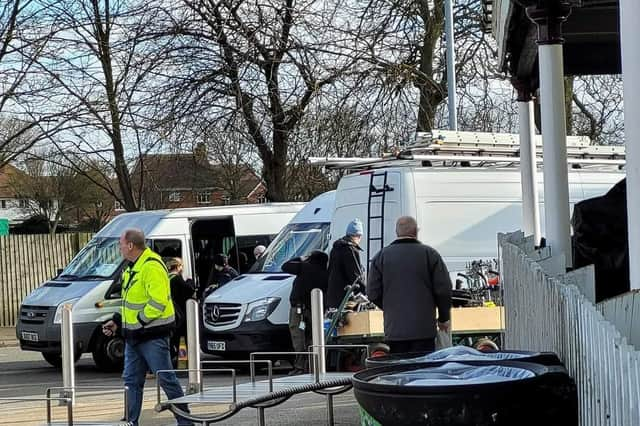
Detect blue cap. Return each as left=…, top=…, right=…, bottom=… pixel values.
left=346, top=219, right=364, bottom=236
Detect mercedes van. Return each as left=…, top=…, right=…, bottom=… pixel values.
left=16, top=203, right=303, bottom=370
left=201, top=191, right=335, bottom=358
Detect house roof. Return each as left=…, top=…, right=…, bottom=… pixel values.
left=0, top=164, right=24, bottom=198
left=132, top=154, right=263, bottom=197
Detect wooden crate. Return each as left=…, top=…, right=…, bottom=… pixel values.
left=337, top=310, right=384, bottom=336
left=451, top=306, right=505, bottom=334
left=336, top=306, right=505, bottom=338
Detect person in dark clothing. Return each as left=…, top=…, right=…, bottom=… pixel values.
left=327, top=219, right=364, bottom=310
left=166, top=258, right=195, bottom=365
left=367, top=216, right=452, bottom=354
left=282, top=251, right=329, bottom=374
left=201, top=254, right=239, bottom=301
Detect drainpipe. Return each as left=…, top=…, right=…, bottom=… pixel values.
left=525, top=0, right=573, bottom=267
left=515, top=83, right=542, bottom=245
left=620, top=0, right=640, bottom=290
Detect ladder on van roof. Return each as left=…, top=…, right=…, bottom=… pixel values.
left=308, top=130, right=626, bottom=171
left=366, top=171, right=393, bottom=273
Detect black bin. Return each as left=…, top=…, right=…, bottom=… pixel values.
left=353, top=360, right=578, bottom=426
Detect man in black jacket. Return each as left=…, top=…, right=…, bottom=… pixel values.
left=327, top=219, right=364, bottom=310
left=367, top=216, right=452, bottom=354
left=282, top=251, right=329, bottom=374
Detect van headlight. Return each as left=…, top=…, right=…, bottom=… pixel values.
left=243, top=298, right=280, bottom=323
left=53, top=298, right=81, bottom=324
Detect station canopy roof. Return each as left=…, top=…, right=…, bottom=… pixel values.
left=492, top=0, right=620, bottom=88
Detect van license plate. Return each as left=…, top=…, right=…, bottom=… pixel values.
left=207, top=341, right=226, bottom=351
left=21, top=331, right=39, bottom=342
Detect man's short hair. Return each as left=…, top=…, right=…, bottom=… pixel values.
left=395, top=216, right=418, bottom=238
left=123, top=229, right=146, bottom=250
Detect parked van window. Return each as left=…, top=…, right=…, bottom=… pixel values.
left=153, top=239, right=183, bottom=260
left=58, top=237, right=123, bottom=281
left=230, top=235, right=273, bottom=273
left=250, top=222, right=331, bottom=273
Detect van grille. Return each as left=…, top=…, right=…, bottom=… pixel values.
left=20, top=305, right=52, bottom=325
left=204, top=303, right=242, bottom=327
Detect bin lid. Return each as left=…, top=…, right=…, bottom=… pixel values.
left=0, top=218, right=8, bottom=236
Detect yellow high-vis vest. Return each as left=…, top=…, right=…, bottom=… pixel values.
left=121, top=248, right=175, bottom=339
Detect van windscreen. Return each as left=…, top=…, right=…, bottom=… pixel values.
left=249, top=222, right=330, bottom=273
left=57, top=237, right=124, bottom=281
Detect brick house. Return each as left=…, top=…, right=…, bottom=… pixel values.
left=0, top=164, right=32, bottom=224
left=129, top=153, right=266, bottom=211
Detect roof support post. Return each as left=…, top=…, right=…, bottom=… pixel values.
left=526, top=1, right=573, bottom=267
left=515, top=84, right=542, bottom=245
left=620, top=0, right=640, bottom=290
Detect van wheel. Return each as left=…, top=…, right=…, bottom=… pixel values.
left=42, top=351, right=81, bottom=368
left=92, top=334, right=124, bottom=372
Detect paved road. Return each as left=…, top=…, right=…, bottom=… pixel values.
left=0, top=346, right=361, bottom=425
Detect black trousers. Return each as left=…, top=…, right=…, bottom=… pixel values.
left=387, top=338, right=436, bottom=354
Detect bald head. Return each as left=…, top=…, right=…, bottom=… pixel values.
left=123, top=229, right=146, bottom=249
left=119, top=228, right=146, bottom=261
left=395, top=216, right=418, bottom=238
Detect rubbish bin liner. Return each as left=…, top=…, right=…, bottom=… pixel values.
left=370, top=362, right=535, bottom=386
left=366, top=345, right=561, bottom=368
left=353, top=360, right=577, bottom=426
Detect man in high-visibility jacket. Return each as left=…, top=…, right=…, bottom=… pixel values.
left=102, top=228, right=192, bottom=426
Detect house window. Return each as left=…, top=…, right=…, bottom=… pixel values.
left=197, top=191, right=211, bottom=204
left=168, top=191, right=182, bottom=202
left=0, top=200, right=6, bottom=209
left=221, top=195, right=231, bottom=205
left=257, top=195, right=267, bottom=204
left=114, top=200, right=124, bottom=211
left=18, top=199, right=29, bottom=208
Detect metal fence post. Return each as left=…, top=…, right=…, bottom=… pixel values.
left=186, top=299, right=201, bottom=393
left=61, top=303, right=75, bottom=406
left=311, top=288, right=326, bottom=375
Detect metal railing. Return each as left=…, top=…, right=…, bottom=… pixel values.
left=499, top=231, right=640, bottom=425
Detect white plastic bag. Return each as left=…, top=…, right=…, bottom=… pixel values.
left=435, top=330, right=452, bottom=350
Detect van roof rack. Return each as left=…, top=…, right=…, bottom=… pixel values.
left=309, top=130, right=625, bottom=171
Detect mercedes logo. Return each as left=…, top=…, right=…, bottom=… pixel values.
left=211, top=305, right=221, bottom=322
left=27, top=312, right=35, bottom=318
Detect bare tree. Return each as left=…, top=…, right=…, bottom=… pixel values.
left=571, top=75, right=624, bottom=144
left=35, top=0, right=171, bottom=211
left=155, top=0, right=372, bottom=201
left=346, top=0, right=498, bottom=133
left=0, top=0, right=66, bottom=167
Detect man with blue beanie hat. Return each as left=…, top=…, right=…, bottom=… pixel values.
left=327, top=219, right=365, bottom=309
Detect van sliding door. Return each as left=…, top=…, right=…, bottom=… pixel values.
left=190, top=216, right=236, bottom=294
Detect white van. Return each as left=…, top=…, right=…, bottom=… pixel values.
left=16, top=203, right=303, bottom=370
left=201, top=191, right=335, bottom=358
left=330, top=166, right=625, bottom=274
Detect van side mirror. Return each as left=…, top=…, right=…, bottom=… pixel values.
left=56, top=268, right=63, bottom=277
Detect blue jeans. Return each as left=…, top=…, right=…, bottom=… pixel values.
left=123, top=336, right=192, bottom=425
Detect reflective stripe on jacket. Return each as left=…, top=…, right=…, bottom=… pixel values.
left=121, top=247, right=175, bottom=339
